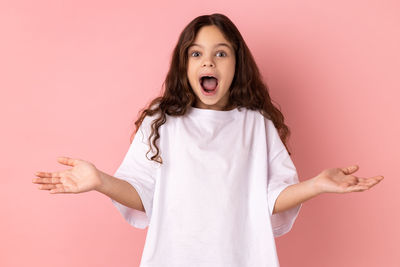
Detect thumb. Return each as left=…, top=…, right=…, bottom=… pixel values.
left=57, top=156, right=77, bottom=167
left=341, top=164, right=359, bottom=175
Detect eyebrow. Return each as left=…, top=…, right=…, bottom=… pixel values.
left=188, top=42, right=232, bottom=50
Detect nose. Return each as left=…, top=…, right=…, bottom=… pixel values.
left=202, top=62, right=214, bottom=67
left=202, top=55, right=215, bottom=67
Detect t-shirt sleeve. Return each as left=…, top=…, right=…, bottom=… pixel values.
left=266, top=119, right=302, bottom=237
left=111, top=115, right=159, bottom=229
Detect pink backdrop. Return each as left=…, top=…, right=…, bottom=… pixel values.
left=1, top=0, right=398, bottom=266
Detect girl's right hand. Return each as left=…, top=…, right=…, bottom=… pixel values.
left=32, top=156, right=103, bottom=194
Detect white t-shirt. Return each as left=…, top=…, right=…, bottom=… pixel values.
left=111, top=106, right=302, bottom=267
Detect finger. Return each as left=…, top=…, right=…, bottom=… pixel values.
left=345, top=175, right=359, bottom=185
left=32, top=177, right=62, bottom=184
left=37, top=184, right=57, bottom=190
left=344, top=184, right=369, bottom=193
left=355, top=178, right=373, bottom=186
left=346, top=177, right=383, bottom=192
left=367, top=176, right=384, bottom=185
left=50, top=184, right=72, bottom=194
left=34, top=171, right=62, bottom=178
left=357, top=176, right=384, bottom=185
left=373, top=175, right=384, bottom=181
left=354, top=181, right=375, bottom=188
left=341, top=165, right=359, bottom=175
left=57, top=156, right=78, bottom=167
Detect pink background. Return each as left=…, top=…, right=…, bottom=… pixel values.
left=1, top=0, right=398, bottom=266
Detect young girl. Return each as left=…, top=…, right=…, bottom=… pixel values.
left=32, top=13, right=384, bottom=267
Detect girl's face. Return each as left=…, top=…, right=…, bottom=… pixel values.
left=187, top=25, right=236, bottom=110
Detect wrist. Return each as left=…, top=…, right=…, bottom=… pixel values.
left=95, top=170, right=108, bottom=193
left=309, top=175, right=326, bottom=195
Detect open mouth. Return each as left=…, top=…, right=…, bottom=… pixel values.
left=199, top=76, right=218, bottom=93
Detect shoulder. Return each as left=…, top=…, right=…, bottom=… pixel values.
left=141, top=113, right=156, bottom=127
left=136, top=113, right=159, bottom=140
left=242, top=108, right=274, bottom=126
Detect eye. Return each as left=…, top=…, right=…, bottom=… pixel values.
left=189, top=51, right=227, bottom=58
left=216, top=51, right=227, bottom=57
left=190, top=51, right=200, bottom=57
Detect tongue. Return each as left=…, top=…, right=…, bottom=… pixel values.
left=202, top=77, right=217, bottom=90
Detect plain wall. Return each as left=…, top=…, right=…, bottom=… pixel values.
left=0, top=0, right=398, bottom=266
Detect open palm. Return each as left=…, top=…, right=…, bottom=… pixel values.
left=314, top=165, right=384, bottom=194
left=32, top=157, right=102, bottom=194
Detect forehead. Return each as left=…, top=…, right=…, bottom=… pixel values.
left=188, top=42, right=232, bottom=50
left=188, top=25, right=233, bottom=50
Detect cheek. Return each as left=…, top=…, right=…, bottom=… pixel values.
left=187, top=72, right=197, bottom=85
left=223, top=59, right=235, bottom=70
left=228, top=63, right=236, bottom=79
left=186, top=70, right=198, bottom=89
left=187, top=64, right=196, bottom=80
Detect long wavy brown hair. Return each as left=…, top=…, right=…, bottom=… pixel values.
left=130, top=13, right=293, bottom=164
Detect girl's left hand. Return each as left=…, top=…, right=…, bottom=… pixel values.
left=314, top=165, right=384, bottom=194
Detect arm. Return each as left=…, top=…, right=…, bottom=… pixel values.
left=273, top=177, right=320, bottom=214
left=273, top=165, right=384, bottom=214
left=96, top=170, right=145, bottom=212
left=33, top=156, right=146, bottom=213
